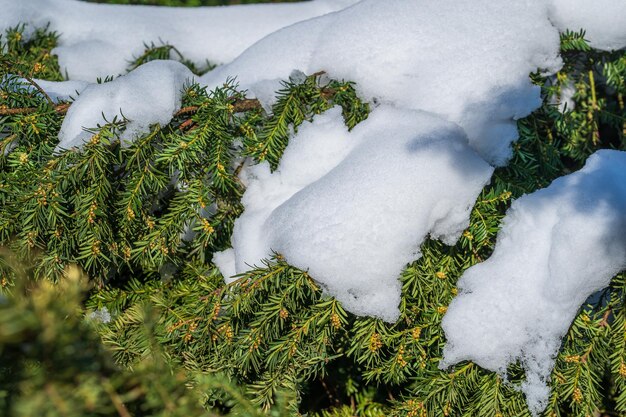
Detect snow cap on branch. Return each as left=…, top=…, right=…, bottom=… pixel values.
left=57, top=60, right=193, bottom=151
left=442, top=150, right=626, bottom=415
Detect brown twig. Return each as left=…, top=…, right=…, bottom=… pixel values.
left=320, top=87, right=337, bottom=100
left=20, top=72, right=55, bottom=107
left=599, top=308, right=612, bottom=328
left=0, top=103, right=70, bottom=116
left=174, top=105, right=199, bottom=117
left=178, top=118, right=195, bottom=131
left=174, top=98, right=263, bottom=119
left=2, top=69, right=332, bottom=119
left=231, top=98, right=262, bottom=112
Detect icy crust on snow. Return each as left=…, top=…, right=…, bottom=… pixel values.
left=202, top=0, right=564, bottom=167
left=57, top=60, right=193, bottom=152
left=215, top=106, right=493, bottom=322
left=550, top=0, right=626, bottom=51
left=441, top=150, right=626, bottom=415
left=0, top=0, right=357, bottom=82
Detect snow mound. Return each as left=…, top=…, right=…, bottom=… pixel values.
left=57, top=60, right=193, bottom=151
left=215, top=106, right=493, bottom=322
left=202, top=0, right=565, bottom=167
left=0, top=0, right=357, bottom=81
left=441, top=150, right=626, bottom=415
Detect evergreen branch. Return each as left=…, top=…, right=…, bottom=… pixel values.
left=18, top=71, right=55, bottom=107
left=174, top=97, right=262, bottom=117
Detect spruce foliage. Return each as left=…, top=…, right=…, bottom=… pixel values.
left=0, top=21, right=625, bottom=417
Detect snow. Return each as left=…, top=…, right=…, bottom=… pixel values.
left=201, top=0, right=566, bottom=167
left=215, top=106, right=493, bottom=322
left=34, top=79, right=88, bottom=102
left=0, top=0, right=356, bottom=82
left=56, top=60, right=193, bottom=152
left=550, top=0, right=626, bottom=51
left=202, top=0, right=626, bottom=326
left=441, top=150, right=626, bottom=415
left=88, top=307, right=112, bottom=324
left=548, top=79, right=576, bottom=113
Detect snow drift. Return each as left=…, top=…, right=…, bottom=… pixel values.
left=0, top=0, right=357, bottom=81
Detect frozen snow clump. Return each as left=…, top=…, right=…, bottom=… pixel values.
left=57, top=60, right=193, bottom=152
left=215, top=106, right=493, bottom=322
left=441, top=150, right=626, bottom=415
left=88, top=307, right=112, bottom=324
left=0, top=0, right=357, bottom=81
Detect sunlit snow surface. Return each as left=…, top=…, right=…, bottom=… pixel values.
left=441, top=150, right=626, bottom=414
left=0, top=0, right=357, bottom=81
left=2, top=0, right=626, bottom=414
left=202, top=0, right=564, bottom=167
left=56, top=60, right=194, bottom=151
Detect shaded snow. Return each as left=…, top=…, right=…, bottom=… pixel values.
left=88, top=307, right=112, bottom=324
left=57, top=60, right=193, bottom=151
left=441, top=150, right=626, bottom=415
left=32, top=79, right=89, bottom=102
left=0, top=0, right=357, bottom=81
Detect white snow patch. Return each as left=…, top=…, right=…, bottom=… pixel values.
left=201, top=0, right=626, bottom=166
left=213, top=248, right=237, bottom=281
left=88, top=307, right=111, bottom=324
left=549, top=80, right=576, bottom=113
left=0, top=0, right=357, bottom=82
left=202, top=0, right=566, bottom=167
left=226, top=107, right=354, bottom=276
left=56, top=60, right=193, bottom=151
left=220, top=106, right=493, bottom=322
left=441, top=150, right=626, bottom=415
left=549, top=0, right=626, bottom=51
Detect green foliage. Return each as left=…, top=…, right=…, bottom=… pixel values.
left=0, top=22, right=625, bottom=417
left=0, top=253, right=295, bottom=417
left=0, top=24, right=63, bottom=81
left=128, top=42, right=216, bottom=75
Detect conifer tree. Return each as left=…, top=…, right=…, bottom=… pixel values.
left=0, top=8, right=625, bottom=417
